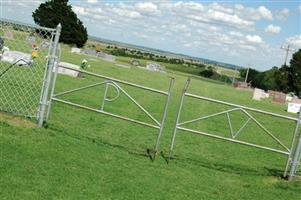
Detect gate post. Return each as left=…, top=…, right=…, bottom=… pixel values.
left=288, top=108, right=301, bottom=180
left=154, top=77, right=174, bottom=154
left=168, top=78, right=191, bottom=159
left=38, top=24, right=61, bottom=127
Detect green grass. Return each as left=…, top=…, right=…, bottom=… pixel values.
left=0, top=44, right=301, bottom=199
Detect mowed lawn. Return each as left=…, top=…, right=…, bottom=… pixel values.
left=0, top=46, right=301, bottom=199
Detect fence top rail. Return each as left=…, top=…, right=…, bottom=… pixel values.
left=185, top=92, right=299, bottom=122
left=58, top=65, right=171, bottom=95
left=0, top=18, right=56, bottom=32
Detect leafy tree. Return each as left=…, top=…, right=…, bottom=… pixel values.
left=289, top=49, right=301, bottom=97
left=32, top=0, right=88, bottom=47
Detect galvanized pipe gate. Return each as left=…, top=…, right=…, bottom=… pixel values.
left=169, top=78, right=301, bottom=180
left=45, top=65, right=174, bottom=154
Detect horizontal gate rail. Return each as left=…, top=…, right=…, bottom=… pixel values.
left=169, top=77, right=301, bottom=180
left=55, top=65, right=168, bottom=95
left=46, top=65, right=174, bottom=154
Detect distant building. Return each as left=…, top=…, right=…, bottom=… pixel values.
left=146, top=62, right=165, bottom=72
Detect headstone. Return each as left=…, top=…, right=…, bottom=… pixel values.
left=287, top=103, right=301, bottom=114
left=40, top=41, right=50, bottom=49
left=0, top=37, right=3, bottom=50
left=1, top=50, right=32, bottom=65
left=252, top=88, right=269, bottom=101
left=96, top=52, right=115, bottom=62
left=146, top=62, right=165, bottom=72
left=54, top=62, right=80, bottom=77
left=273, top=91, right=286, bottom=103
left=71, top=47, right=81, bottom=54
left=26, top=36, right=36, bottom=45
left=4, top=31, right=14, bottom=40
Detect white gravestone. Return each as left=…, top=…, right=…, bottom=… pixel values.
left=287, top=103, right=301, bottom=114
left=54, top=62, right=80, bottom=77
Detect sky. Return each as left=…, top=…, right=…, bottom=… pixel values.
left=0, top=0, right=301, bottom=70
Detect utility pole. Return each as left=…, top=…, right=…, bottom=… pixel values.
left=245, top=65, right=250, bottom=83
left=281, top=45, right=295, bottom=66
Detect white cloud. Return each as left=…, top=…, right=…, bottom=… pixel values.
left=276, top=8, right=289, bottom=20
left=174, top=1, right=204, bottom=11
left=210, top=2, right=233, bottom=14
left=135, top=2, right=161, bottom=16
left=246, top=35, right=263, bottom=44
left=206, top=9, right=254, bottom=28
left=87, top=0, right=98, bottom=4
left=257, top=6, right=273, bottom=20
left=264, top=24, right=281, bottom=34
left=286, top=35, right=301, bottom=48
left=111, top=7, right=141, bottom=19
left=229, top=31, right=243, bottom=37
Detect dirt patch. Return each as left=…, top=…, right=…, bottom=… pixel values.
left=0, top=112, right=36, bottom=128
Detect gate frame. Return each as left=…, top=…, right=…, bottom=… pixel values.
left=38, top=23, right=62, bottom=127
left=169, top=78, right=301, bottom=180
left=46, top=65, right=174, bottom=154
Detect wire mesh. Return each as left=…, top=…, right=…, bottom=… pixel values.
left=0, top=19, right=56, bottom=119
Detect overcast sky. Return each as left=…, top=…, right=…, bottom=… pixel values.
left=1, top=0, right=301, bottom=70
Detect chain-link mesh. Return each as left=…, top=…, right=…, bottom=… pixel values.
left=0, top=19, right=56, bottom=119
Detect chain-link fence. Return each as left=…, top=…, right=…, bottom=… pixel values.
left=0, top=19, right=60, bottom=123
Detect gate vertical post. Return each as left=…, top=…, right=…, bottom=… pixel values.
left=288, top=108, right=301, bottom=180
left=284, top=108, right=301, bottom=177
left=154, top=77, right=174, bottom=154
left=168, top=78, right=191, bottom=159
left=38, top=24, right=61, bottom=127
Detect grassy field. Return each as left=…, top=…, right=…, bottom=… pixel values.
left=1, top=44, right=301, bottom=199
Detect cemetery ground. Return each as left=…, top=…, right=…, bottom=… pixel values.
left=0, top=45, right=301, bottom=199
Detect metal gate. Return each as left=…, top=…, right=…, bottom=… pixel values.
left=0, top=19, right=61, bottom=125
left=46, top=65, right=174, bottom=153
left=169, top=78, right=301, bottom=180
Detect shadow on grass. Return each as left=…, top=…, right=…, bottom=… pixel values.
left=47, top=125, right=284, bottom=178
left=162, top=151, right=284, bottom=178
left=48, top=125, right=155, bottom=162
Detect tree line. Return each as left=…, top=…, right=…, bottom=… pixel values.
left=240, top=49, right=301, bottom=97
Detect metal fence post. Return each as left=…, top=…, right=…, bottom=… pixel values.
left=284, top=108, right=301, bottom=178
left=154, top=77, right=174, bottom=154
left=168, top=78, right=191, bottom=159
left=38, top=24, right=61, bottom=127
left=288, top=108, right=301, bottom=180
left=45, top=45, right=60, bottom=121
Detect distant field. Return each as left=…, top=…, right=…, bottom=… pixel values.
left=0, top=44, right=300, bottom=199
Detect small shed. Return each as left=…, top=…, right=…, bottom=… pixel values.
left=54, top=62, right=80, bottom=77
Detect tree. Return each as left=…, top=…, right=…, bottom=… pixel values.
left=289, top=49, right=301, bottom=97
left=32, top=0, right=88, bottom=47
